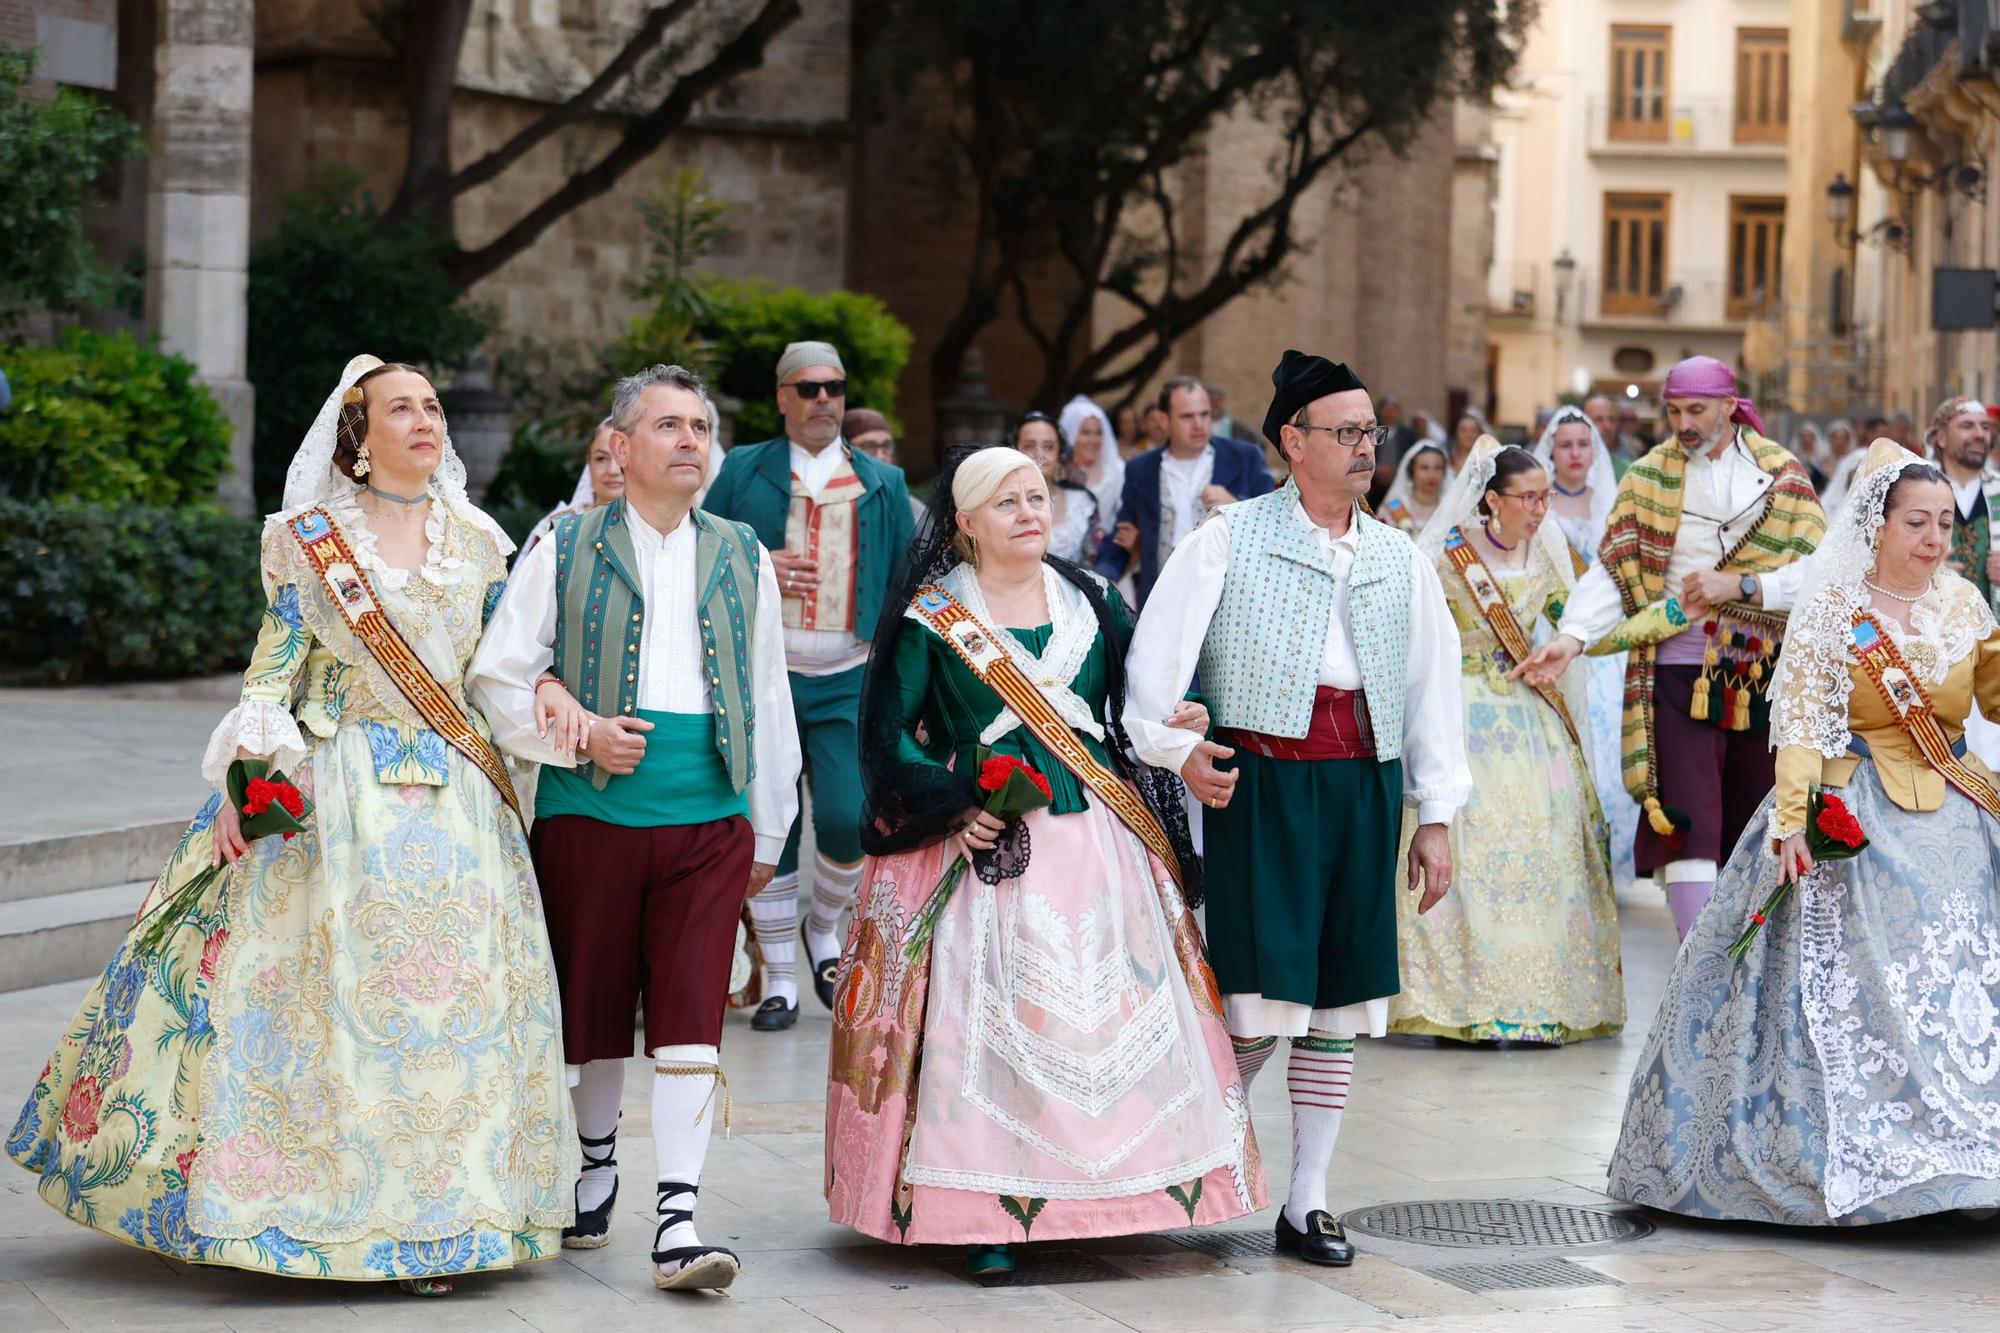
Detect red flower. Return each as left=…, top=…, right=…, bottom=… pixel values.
left=275, top=783, right=303, bottom=818
left=1814, top=795, right=1865, bottom=849
left=1751, top=912, right=1767, bottom=926
left=241, top=778, right=281, bottom=817
left=979, top=755, right=1051, bottom=799
left=176, top=1147, right=199, bottom=1179
left=199, top=928, right=230, bottom=984
left=61, top=1075, right=104, bottom=1144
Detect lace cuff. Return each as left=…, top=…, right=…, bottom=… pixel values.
left=201, top=701, right=310, bottom=783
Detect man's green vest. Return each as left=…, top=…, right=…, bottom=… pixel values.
left=549, top=500, right=761, bottom=791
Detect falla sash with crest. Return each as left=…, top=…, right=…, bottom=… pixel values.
left=288, top=507, right=525, bottom=825
left=1441, top=526, right=1587, bottom=755
left=1848, top=611, right=2000, bottom=820
left=910, top=585, right=1187, bottom=892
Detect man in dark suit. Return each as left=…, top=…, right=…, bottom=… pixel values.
left=1095, top=375, right=1275, bottom=606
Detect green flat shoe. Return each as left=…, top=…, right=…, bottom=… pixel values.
left=965, top=1243, right=1015, bottom=1284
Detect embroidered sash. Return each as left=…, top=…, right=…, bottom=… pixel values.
left=1442, top=527, right=1586, bottom=755
left=1848, top=612, right=2000, bottom=820
left=911, top=585, right=1186, bottom=891
left=288, top=507, right=525, bottom=826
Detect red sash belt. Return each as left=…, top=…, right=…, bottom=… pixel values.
left=1219, top=686, right=1376, bottom=761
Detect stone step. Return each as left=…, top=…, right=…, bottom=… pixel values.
left=0, top=880, right=149, bottom=993
left=0, top=821, right=182, bottom=905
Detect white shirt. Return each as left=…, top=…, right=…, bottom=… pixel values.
left=1558, top=431, right=1809, bottom=647
left=1159, top=447, right=1215, bottom=556
left=1950, top=470, right=1987, bottom=520
left=1122, top=500, right=1472, bottom=825
left=785, top=437, right=870, bottom=676
left=467, top=504, right=802, bottom=864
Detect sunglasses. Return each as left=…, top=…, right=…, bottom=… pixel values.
left=786, top=378, right=847, bottom=400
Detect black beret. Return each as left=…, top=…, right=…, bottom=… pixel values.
left=1263, top=350, right=1368, bottom=443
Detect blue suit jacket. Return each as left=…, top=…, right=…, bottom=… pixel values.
left=703, top=437, right=916, bottom=643
left=1093, top=436, right=1275, bottom=605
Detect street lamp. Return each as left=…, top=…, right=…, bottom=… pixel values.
left=1878, top=103, right=1916, bottom=165
left=1826, top=173, right=1856, bottom=242
left=1552, top=248, right=1576, bottom=321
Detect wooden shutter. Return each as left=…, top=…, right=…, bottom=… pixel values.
left=1603, top=194, right=1670, bottom=317
left=1735, top=29, right=1789, bottom=144
left=1609, top=26, right=1671, bottom=142
left=1728, top=197, right=1786, bottom=319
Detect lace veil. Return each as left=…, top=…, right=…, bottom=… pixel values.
left=1531, top=404, right=1618, bottom=539
left=280, top=354, right=515, bottom=555
left=1770, top=438, right=1992, bottom=757
left=1383, top=440, right=1452, bottom=516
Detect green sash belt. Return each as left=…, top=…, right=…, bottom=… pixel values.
left=535, top=709, right=748, bottom=828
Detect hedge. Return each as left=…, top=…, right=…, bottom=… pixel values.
left=0, top=328, right=234, bottom=505
left=0, top=501, right=263, bottom=683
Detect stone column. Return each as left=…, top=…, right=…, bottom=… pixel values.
left=146, top=0, right=255, bottom=516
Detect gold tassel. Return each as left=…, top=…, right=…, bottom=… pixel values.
left=1691, top=673, right=1712, bottom=721
left=656, top=1061, right=733, bottom=1138
left=1645, top=796, right=1676, bottom=836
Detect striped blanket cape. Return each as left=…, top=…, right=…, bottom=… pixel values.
left=1598, top=431, right=1825, bottom=831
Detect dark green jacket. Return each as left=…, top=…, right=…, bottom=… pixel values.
left=704, top=437, right=916, bottom=642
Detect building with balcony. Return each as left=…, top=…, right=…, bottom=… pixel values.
left=1486, top=0, right=1793, bottom=434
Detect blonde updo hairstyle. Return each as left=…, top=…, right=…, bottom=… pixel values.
left=333, top=361, right=429, bottom=481
left=949, top=446, right=1046, bottom=566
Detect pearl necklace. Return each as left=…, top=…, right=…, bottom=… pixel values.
left=1864, top=576, right=1928, bottom=604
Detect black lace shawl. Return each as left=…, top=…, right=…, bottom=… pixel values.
left=856, top=445, right=1205, bottom=904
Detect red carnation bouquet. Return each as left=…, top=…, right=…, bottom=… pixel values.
left=904, top=750, right=1053, bottom=959
left=1726, top=785, right=1867, bottom=961
left=132, top=758, right=312, bottom=958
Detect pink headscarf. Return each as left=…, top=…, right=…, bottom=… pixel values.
left=1662, top=355, right=1766, bottom=438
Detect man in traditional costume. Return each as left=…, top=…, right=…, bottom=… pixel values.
left=704, top=341, right=917, bottom=1030
left=1517, top=355, right=1825, bottom=940
left=1123, top=350, right=1471, bottom=1266
left=1927, top=394, right=2000, bottom=762
left=469, top=363, right=801, bottom=1291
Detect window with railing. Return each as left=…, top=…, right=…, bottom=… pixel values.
left=1735, top=28, right=1789, bottom=144
left=1603, top=193, right=1670, bottom=316
left=1727, top=196, right=1785, bottom=319
left=1609, top=25, right=1671, bottom=142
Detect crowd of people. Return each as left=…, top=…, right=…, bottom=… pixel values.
left=10, top=335, right=2000, bottom=1301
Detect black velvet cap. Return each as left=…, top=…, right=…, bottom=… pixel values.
left=1262, top=349, right=1369, bottom=443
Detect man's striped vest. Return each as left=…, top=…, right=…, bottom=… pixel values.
left=1195, top=481, right=1413, bottom=758
left=550, top=500, right=761, bottom=791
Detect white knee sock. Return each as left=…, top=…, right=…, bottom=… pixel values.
left=1231, top=1034, right=1279, bottom=1092
left=651, top=1043, right=727, bottom=1257
left=1283, top=1032, right=1354, bottom=1231
left=569, top=1058, right=625, bottom=1213
left=747, top=871, right=800, bottom=1005
left=1663, top=858, right=1718, bottom=942
left=805, top=854, right=864, bottom=962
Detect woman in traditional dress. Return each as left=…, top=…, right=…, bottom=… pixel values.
left=825, top=446, right=1264, bottom=1281
left=1014, top=411, right=1102, bottom=563
left=1609, top=440, right=2000, bottom=1223
left=1820, top=418, right=1862, bottom=514
left=1060, top=394, right=1126, bottom=533
left=8, top=356, right=574, bottom=1291
left=1390, top=439, right=1624, bottom=1046
left=1534, top=404, right=1638, bottom=882
left=1380, top=442, right=1450, bottom=534
left=1447, top=410, right=1489, bottom=473
left=513, top=417, right=624, bottom=570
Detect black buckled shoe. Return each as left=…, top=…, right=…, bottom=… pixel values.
left=802, top=920, right=839, bottom=1010
left=750, top=995, right=797, bottom=1031
left=652, top=1182, right=740, bottom=1291
left=1275, top=1208, right=1356, bottom=1266
left=561, top=1123, right=619, bottom=1249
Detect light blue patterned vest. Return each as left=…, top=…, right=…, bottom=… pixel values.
left=1195, top=481, right=1413, bottom=758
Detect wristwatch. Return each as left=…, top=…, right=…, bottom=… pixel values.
left=1738, top=573, right=1759, bottom=601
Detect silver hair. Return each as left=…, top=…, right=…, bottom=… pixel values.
left=608, top=364, right=715, bottom=435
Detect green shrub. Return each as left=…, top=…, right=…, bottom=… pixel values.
left=485, top=416, right=594, bottom=548
left=0, top=328, right=233, bottom=505
left=247, top=169, right=490, bottom=510
left=0, top=500, right=263, bottom=683
left=695, top=280, right=912, bottom=443
left=0, top=47, right=144, bottom=325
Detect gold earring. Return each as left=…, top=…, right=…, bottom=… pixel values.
left=354, top=439, right=372, bottom=477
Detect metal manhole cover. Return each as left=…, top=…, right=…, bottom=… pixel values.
left=1340, top=1199, right=1653, bottom=1249
left=1164, top=1229, right=1280, bottom=1262
left=1428, top=1258, right=1618, bottom=1293
left=977, top=1247, right=1127, bottom=1286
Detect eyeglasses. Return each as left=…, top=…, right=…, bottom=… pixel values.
left=1294, top=423, right=1390, bottom=449
left=1495, top=489, right=1553, bottom=509
left=786, top=378, right=847, bottom=400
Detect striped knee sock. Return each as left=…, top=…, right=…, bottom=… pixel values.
left=1231, top=1034, right=1280, bottom=1092
left=747, top=871, right=800, bottom=1006
left=804, top=854, right=864, bottom=961
left=1284, top=1032, right=1354, bottom=1230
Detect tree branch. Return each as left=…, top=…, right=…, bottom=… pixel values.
left=444, top=0, right=801, bottom=290
left=385, top=0, right=475, bottom=227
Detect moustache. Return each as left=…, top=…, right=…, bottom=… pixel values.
left=1346, top=455, right=1375, bottom=474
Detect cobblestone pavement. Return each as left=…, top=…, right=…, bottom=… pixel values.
left=2, top=687, right=1997, bottom=1330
